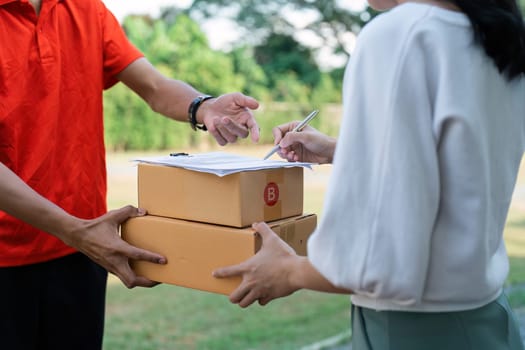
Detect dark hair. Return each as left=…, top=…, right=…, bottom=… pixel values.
left=452, top=0, right=525, bottom=80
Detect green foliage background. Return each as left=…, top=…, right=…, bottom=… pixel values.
left=104, top=2, right=525, bottom=151
left=103, top=10, right=344, bottom=151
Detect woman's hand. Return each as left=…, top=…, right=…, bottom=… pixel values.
left=272, top=122, right=336, bottom=164
left=213, top=222, right=303, bottom=307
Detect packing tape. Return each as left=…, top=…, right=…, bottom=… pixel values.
left=278, top=221, right=296, bottom=243
left=263, top=169, right=284, bottom=218
left=254, top=221, right=296, bottom=253
left=264, top=201, right=282, bottom=218
left=266, top=168, right=284, bottom=183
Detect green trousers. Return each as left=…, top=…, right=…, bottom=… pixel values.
left=351, top=293, right=524, bottom=350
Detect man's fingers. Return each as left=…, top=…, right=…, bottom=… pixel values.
left=245, top=117, right=260, bottom=142
left=244, top=95, right=260, bottom=110
left=109, top=245, right=165, bottom=288
left=113, top=263, right=140, bottom=289
left=208, top=126, right=228, bottom=146
left=126, top=244, right=167, bottom=265
left=133, top=276, right=161, bottom=288
left=107, top=205, right=145, bottom=225
left=233, top=93, right=259, bottom=110
left=115, top=270, right=159, bottom=289
left=215, top=119, right=243, bottom=143
left=258, top=296, right=272, bottom=306
left=218, top=117, right=250, bottom=139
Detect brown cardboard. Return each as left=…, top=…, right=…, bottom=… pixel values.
left=121, top=214, right=317, bottom=295
left=137, top=163, right=303, bottom=227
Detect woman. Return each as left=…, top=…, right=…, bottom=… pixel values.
left=213, top=0, right=525, bottom=349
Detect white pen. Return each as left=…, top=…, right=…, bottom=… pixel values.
left=263, top=109, right=319, bottom=160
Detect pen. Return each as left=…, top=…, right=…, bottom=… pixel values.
left=263, top=109, right=319, bottom=160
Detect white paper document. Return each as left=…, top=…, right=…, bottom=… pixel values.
left=133, top=152, right=313, bottom=177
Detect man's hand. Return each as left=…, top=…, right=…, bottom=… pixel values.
left=0, top=162, right=166, bottom=289
left=117, top=58, right=260, bottom=146
left=62, top=206, right=167, bottom=288
left=200, top=92, right=260, bottom=146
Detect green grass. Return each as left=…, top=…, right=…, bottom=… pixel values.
left=505, top=208, right=525, bottom=288
left=504, top=208, right=525, bottom=310
left=104, top=149, right=525, bottom=349
left=104, top=283, right=350, bottom=350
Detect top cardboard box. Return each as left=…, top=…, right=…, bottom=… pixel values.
left=138, top=163, right=304, bottom=227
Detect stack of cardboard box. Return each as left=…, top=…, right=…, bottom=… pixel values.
left=121, top=162, right=317, bottom=295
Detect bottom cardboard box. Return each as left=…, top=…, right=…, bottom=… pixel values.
left=121, top=214, right=317, bottom=295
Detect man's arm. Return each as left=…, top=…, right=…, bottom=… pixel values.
left=117, top=58, right=260, bottom=145
left=0, top=162, right=166, bottom=288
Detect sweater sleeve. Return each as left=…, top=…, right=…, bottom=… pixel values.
left=307, top=17, right=440, bottom=306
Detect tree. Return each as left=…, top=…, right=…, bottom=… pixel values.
left=187, top=0, right=380, bottom=61
left=520, top=0, right=525, bottom=14
left=229, top=47, right=271, bottom=101
left=104, top=12, right=250, bottom=150
left=254, top=33, right=321, bottom=90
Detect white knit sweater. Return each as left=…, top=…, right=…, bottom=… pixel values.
left=308, top=3, right=525, bottom=312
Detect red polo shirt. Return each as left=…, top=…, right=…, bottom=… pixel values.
left=0, top=0, right=143, bottom=266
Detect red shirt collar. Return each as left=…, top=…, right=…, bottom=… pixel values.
left=0, top=0, right=62, bottom=6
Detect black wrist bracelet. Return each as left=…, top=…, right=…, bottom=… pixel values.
left=188, top=95, right=214, bottom=131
